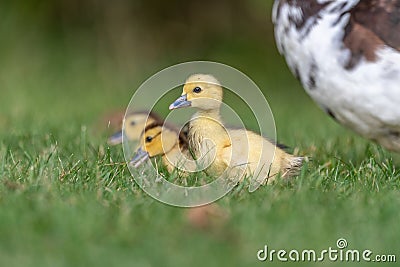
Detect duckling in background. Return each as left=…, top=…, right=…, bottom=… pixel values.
left=130, top=122, right=192, bottom=174
left=97, top=109, right=126, bottom=133
left=108, top=111, right=162, bottom=145
left=169, top=74, right=304, bottom=186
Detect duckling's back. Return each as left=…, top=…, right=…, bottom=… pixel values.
left=224, top=129, right=304, bottom=184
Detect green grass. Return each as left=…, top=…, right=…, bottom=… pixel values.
left=1, top=11, right=400, bottom=267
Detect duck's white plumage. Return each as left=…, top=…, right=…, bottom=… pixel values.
left=273, top=0, right=400, bottom=151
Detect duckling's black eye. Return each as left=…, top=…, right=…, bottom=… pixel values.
left=193, top=87, right=202, bottom=93
left=130, top=121, right=136, bottom=126
left=145, top=136, right=153, bottom=143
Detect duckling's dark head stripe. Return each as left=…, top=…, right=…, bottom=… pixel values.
left=149, top=132, right=162, bottom=141
left=144, top=121, right=163, bottom=132
left=142, top=121, right=188, bottom=151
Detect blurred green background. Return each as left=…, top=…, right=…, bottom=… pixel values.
left=0, top=0, right=312, bottom=130
left=1, top=0, right=343, bottom=148
left=1, top=1, right=399, bottom=267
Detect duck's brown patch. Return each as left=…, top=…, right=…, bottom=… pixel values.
left=343, top=0, right=400, bottom=69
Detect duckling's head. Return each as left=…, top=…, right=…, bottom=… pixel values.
left=169, top=74, right=223, bottom=111
left=130, top=123, right=179, bottom=167
left=108, top=111, right=160, bottom=145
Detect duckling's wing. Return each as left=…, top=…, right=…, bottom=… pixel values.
left=215, top=130, right=251, bottom=183
left=220, top=130, right=274, bottom=188
left=219, top=145, right=248, bottom=184
left=247, top=134, right=277, bottom=192
left=228, top=129, right=292, bottom=191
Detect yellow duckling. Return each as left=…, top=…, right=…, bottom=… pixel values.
left=130, top=122, right=192, bottom=174
left=108, top=111, right=162, bottom=145
left=169, top=74, right=304, bottom=186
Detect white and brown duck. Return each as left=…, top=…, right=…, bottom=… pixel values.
left=273, top=0, right=400, bottom=151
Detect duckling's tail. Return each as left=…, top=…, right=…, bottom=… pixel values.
left=282, top=156, right=306, bottom=178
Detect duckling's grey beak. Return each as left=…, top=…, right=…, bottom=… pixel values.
left=108, top=130, right=123, bottom=145
left=130, top=148, right=150, bottom=168
left=169, top=94, right=191, bottom=110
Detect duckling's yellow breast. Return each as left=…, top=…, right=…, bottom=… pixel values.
left=188, top=116, right=231, bottom=175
